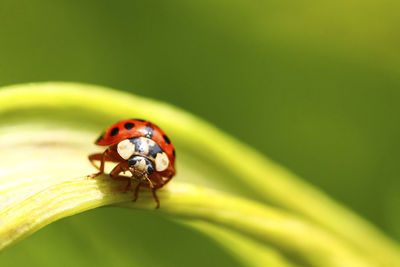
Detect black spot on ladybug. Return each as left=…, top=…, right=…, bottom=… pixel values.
left=110, top=127, right=119, bottom=136
left=144, top=125, right=154, bottom=138
left=132, top=118, right=146, bottom=122
left=163, top=135, right=171, bottom=144
left=124, top=122, right=135, bottom=130
left=96, top=132, right=105, bottom=143
left=173, top=149, right=176, bottom=157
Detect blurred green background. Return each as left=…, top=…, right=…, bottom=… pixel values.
left=0, top=0, right=399, bottom=265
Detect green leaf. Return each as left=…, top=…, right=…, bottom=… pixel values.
left=0, top=82, right=399, bottom=267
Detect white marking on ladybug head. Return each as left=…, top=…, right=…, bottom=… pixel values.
left=155, top=152, right=169, bottom=172
left=117, top=139, right=135, bottom=160
left=133, top=158, right=148, bottom=173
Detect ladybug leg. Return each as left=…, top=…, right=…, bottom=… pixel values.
left=133, top=182, right=142, bottom=202
left=88, top=153, right=103, bottom=170
left=151, top=188, right=160, bottom=209
left=154, top=167, right=175, bottom=187
left=132, top=174, right=160, bottom=208
left=88, top=148, right=121, bottom=178
left=124, top=179, right=132, bottom=192
left=144, top=174, right=160, bottom=209
left=149, top=173, right=165, bottom=189
left=110, top=162, right=132, bottom=192
left=88, top=150, right=107, bottom=178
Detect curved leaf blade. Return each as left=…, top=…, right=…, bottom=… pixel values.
left=0, top=82, right=399, bottom=267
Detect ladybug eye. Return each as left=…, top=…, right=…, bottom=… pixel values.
left=110, top=127, right=119, bottom=136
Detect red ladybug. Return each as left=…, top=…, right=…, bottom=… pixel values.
left=89, top=119, right=176, bottom=208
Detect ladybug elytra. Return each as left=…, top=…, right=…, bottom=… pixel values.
left=88, top=119, right=176, bottom=208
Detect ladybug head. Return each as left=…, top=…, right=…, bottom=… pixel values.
left=116, top=138, right=156, bottom=177
left=128, top=155, right=154, bottom=177
left=117, top=138, right=170, bottom=177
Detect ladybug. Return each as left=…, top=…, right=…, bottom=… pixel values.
left=88, top=119, right=176, bottom=208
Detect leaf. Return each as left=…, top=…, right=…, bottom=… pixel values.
left=0, top=82, right=399, bottom=266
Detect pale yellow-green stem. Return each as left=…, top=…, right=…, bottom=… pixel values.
left=0, top=175, right=373, bottom=267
